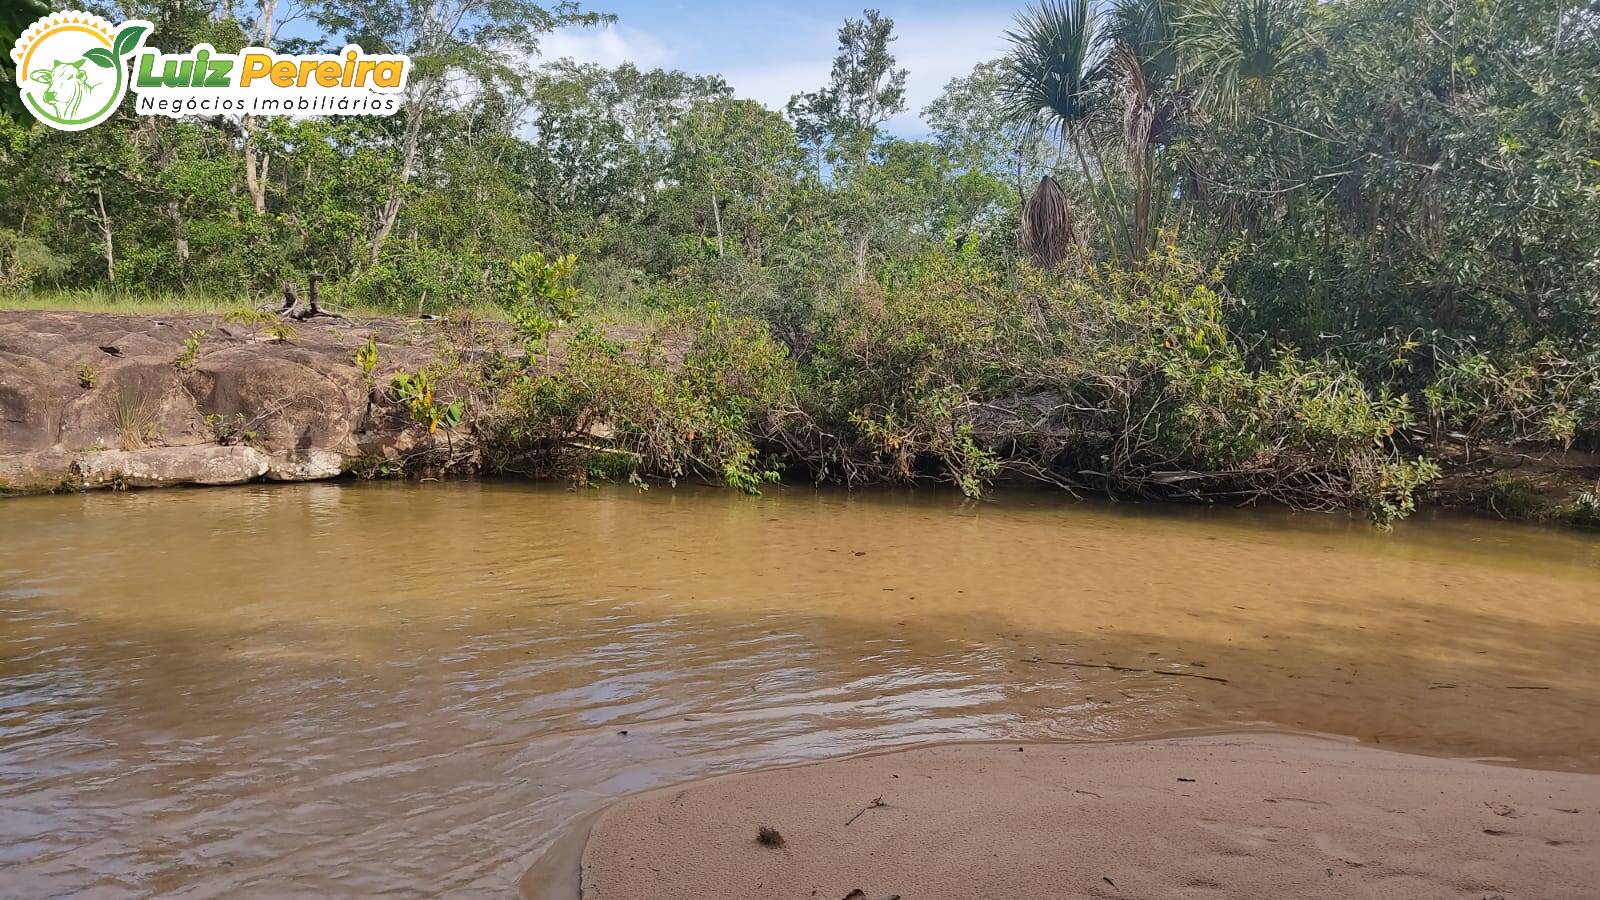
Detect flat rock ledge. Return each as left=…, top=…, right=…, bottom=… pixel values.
left=1, top=445, right=355, bottom=492
left=76, top=446, right=270, bottom=488
left=578, top=734, right=1600, bottom=900
left=0, top=310, right=466, bottom=495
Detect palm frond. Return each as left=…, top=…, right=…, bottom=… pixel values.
left=1022, top=175, right=1081, bottom=269
left=999, top=0, right=1103, bottom=141
left=1177, top=0, right=1313, bottom=119
left=1100, top=0, right=1179, bottom=88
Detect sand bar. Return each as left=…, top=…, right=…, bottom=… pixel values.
left=579, top=733, right=1600, bottom=899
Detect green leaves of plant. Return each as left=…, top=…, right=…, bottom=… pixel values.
left=82, top=48, right=116, bottom=69
left=113, top=24, right=147, bottom=59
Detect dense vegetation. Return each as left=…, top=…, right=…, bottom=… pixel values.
left=2, top=0, right=1597, bottom=521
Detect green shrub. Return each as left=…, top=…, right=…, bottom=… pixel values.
left=788, top=245, right=1434, bottom=519
left=1424, top=342, right=1600, bottom=448
left=0, top=229, right=69, bottom=291
left=501, top=252, right=584, bottom=344
left=487, top=304, right=798, bottom=492
left=802, top=244, right=1004, bottom=495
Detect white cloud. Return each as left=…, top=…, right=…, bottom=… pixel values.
left=530, top=11, right=1013, bottom=136
left=720, top=12, right=1010, bottom=135
left=536, top=23, right=675, bottom=70
left=888, top=13, right=1012, bottom=133
left=720, top=59, right=832, bottom=111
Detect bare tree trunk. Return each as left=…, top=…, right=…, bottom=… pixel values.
left=709, top=183, right=724, bottom=257
left=94, top=187, right=114, bottom=283
left=1132, top=146, right=1152, bottom=262
left=852, top=228, right=868, bottom=283
left=166, top=200, right=190, bottom=264
left=243, top=135, right=269, bottom=215
left=241, top=0, right=279, bottom=216
left=369, top=100, right=426, bottom=265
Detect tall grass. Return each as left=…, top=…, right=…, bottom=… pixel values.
left=1, top=288, right=257, bottom=314
left=1, top=288, right=458, bottom=319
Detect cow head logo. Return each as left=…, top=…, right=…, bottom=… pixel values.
left=10, top=11, right=150, bottom=131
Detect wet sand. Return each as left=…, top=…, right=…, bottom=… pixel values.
left=579, top=733, right=1600, bottom=899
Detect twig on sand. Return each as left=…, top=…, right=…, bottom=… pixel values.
left=1024, top=657, right=1230, bottom=684
left=844, top=797, right=886, bottom=826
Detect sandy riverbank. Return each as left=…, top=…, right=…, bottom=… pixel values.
left=576, top=733, right=1599, bottom=899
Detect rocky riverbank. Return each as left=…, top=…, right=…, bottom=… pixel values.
left=0, top=309, right=464, bottom=493
left=4, top=310, right=1598, bottom=528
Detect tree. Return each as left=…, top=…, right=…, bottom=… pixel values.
left=925, top=59, right=1061, bottom=207
left=310, top=0, right=606, bottom=263
left=0, top=0, right=50, bottom=118
left=1000, top=0, right=1111, bottom=265
left=526, top=61, right=731, bottom=268
left=786, top=9, right=909, bottom=167
left=666, top=99, right=807, bottom=264
left=787, top=9, right=910, bottom=281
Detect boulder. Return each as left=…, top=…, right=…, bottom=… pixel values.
left=0, top=311, right=476, bottom=496
left=57, top=360, right=210, bottom=451
left=0, top=448, right=76, bottom=494
left=265, top=449, right=346, bottom=481
left=74, top=446, right=271, bottom=488
left=185, top=347, right=370, bottom=456
left=0, top=351, right=79, bottom=451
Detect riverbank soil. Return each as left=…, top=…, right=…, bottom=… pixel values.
left=580, top=734, right=1600, bottom=899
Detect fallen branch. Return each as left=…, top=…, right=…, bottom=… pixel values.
left=844, top=796, right=886, bottom=826
left=281, top=274, right=345, bottom=321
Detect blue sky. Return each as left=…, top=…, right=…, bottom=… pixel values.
left=537, top=1, right=1017, bottom=134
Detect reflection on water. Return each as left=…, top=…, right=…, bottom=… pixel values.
left=1, top=482, right=1597, bottom=896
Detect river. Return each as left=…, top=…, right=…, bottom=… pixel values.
left=2, top=482, right=1597, bottom=896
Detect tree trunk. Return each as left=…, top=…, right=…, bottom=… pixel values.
left=94, top=187, right=114, bottom=283
left=369, top=96, right=426, bottom=265
left=166, top=199, right=190, bottom=264
left=241, top=0, right=278, bottom=216
left=155, top=138, right=190, bottom=266
left=709, top=183, right=724, bottom=257
left=243, top=131, right=269, bottom=215
left=852, top=228, right=869, bottom=283
left=1132, top=145, right=1152, bottom=262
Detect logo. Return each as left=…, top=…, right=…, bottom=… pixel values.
left=10, top=11, right=410, bottom=131
left=11, top=12, right=149, bottom=131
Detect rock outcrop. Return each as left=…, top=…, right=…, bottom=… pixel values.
left=0, top=310, right=466, bottom=494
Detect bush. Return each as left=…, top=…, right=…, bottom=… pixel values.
left=798, top=243, right=1004, bottom=495
left=0, top=229, right=68, bottom=291
left=486, top=304, right=799, bottom=492
left=500, top=251, right=584, bottom=343
left=785, top=245, right=1434, bottom=519
left=476, top=244, right=1441, bottom=522
left=1424, top=342, right=1600, bottom=448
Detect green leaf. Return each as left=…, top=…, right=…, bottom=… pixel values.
left=112, top=24, right=147, bottom=58
left=82, top=48, right=116, bottom=68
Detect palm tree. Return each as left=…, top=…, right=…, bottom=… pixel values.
left=1001, top=0, right=1313, bottom=266
left=1000, top=0, right=1120, bottom=267
left=1177, top=0, right=1312, bottom=120
left=1173, top=0, right=1315, bottom=239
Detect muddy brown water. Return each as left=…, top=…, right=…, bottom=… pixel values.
left=1, top=482, right=1597, bottom=897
